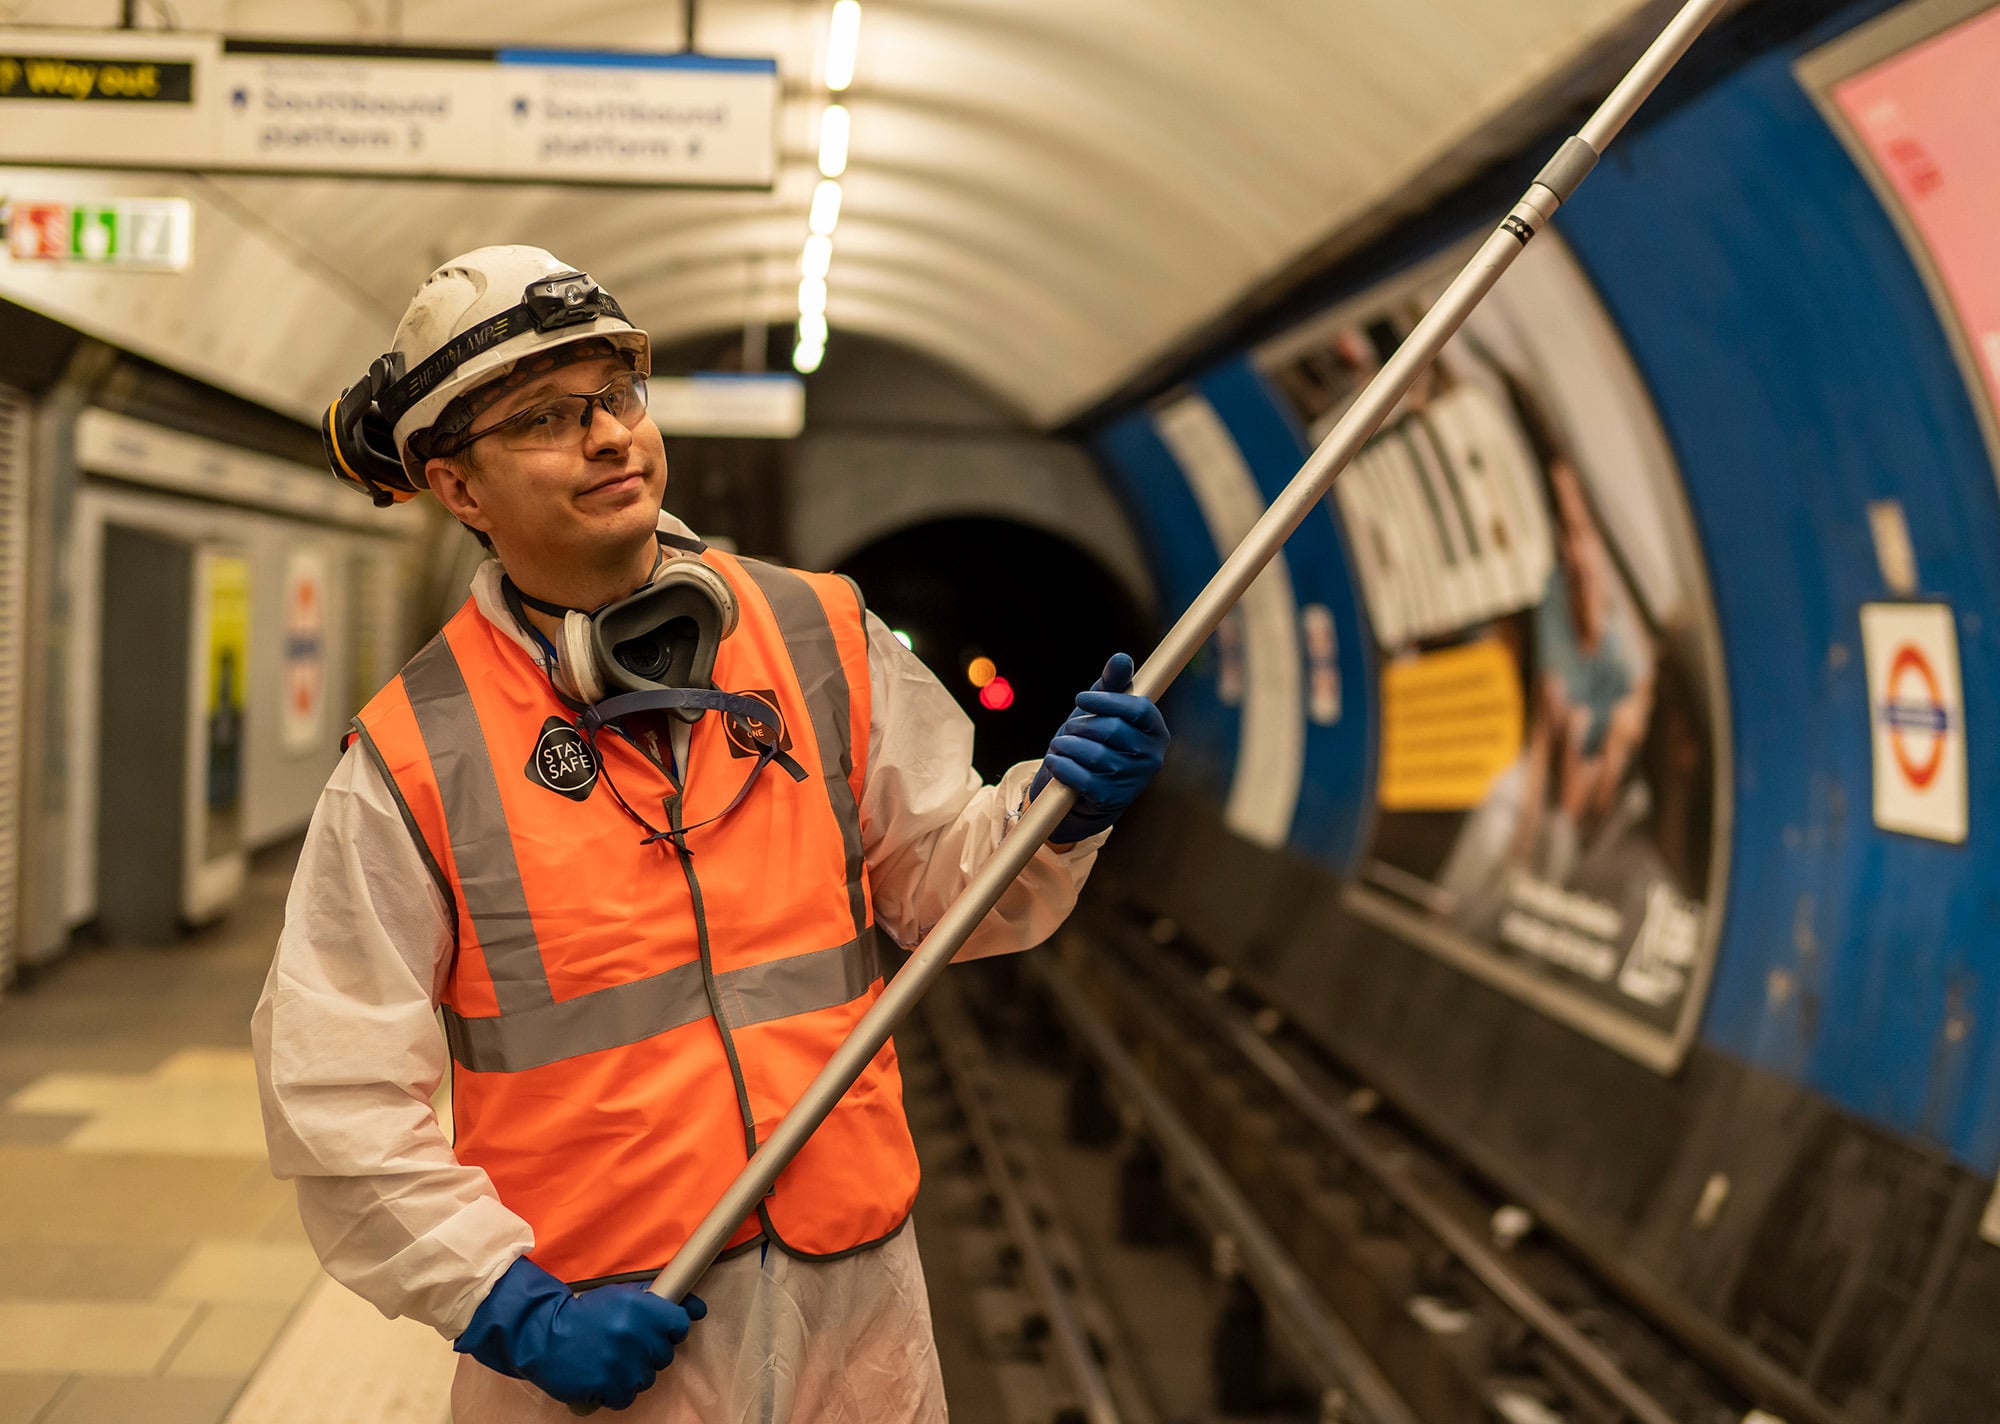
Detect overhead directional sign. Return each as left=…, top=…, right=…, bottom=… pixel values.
left=0, top=31, right=777, bottom=189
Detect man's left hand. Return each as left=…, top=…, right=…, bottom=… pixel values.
left=1031, top=653, right=1169, bottom=844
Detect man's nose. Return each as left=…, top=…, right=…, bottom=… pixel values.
left=583, top=400, right=632, bottom=456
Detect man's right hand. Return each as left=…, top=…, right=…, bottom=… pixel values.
left=454, top=1256, right=707, bottom=1411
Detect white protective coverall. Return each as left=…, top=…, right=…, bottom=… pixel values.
left=253, top=523, right=1104, bottom=1422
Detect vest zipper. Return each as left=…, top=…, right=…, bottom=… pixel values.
left=668, top=792, right=768, bottom=1192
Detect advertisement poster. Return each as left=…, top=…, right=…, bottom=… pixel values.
left=1256, top=235, right=1729, bottom=1068
left=281, top=548, right=328, bottom=754
left=202, top=550, right=249, bottom=859
left=1814, top=1, right=2000, bottom=462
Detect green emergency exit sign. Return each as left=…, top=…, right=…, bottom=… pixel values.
left=4, top=197, right=192, bottom=269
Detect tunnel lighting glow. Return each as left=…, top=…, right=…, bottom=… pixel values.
left=824, top=1, right=861, bottom=91
left=966, top=656, right=997, bottom=689
left=793, top=340, right=825, bottom=374
left=809, top=179, right=842, bottom=236
left=798, top=275, right=828, bottom=317
left=797, top=311, right=830, bottom=348
left=978, top=676, right=1015, bottom=712
left=892, top=629, right=914, bottom=651
left=800, top=234, right=833, bottom=280
left=817, top=104, right=850, bottom=178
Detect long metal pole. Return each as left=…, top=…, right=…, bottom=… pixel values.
left=572, top=0, right=1731, bottom=1410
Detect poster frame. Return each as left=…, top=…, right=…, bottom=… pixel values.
left=1258, top=235, right=1734, bottom=1075
left=1795, top=0, right=2000, bottom=495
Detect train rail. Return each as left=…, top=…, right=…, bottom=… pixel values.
left=901, top=977, right=1164, bottom=1424
left=1015, top=902, right=1852, bottom=1424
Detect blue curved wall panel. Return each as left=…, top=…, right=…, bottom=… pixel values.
left=1094, top=412, right=1238, bottom=806
left=1558, top=40, right=2000, bottom=1170
left=1193, top=357, right=1375, bottom=873
left=1090, top=3, right=2000, bottom=1174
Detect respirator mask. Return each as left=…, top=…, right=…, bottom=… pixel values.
left=507, top=531, right=807, bottom=849
left=509, top=534, right=741, bottom=716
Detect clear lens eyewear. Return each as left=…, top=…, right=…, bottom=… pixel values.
left=455, top=372, right=650, bottom=454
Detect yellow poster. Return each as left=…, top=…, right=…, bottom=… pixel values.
left=1377, top=638, right=1524, bottom=811
left=204, top=551, right=249, bottom=830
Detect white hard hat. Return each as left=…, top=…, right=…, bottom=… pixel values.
left=386, top=244, right=650, bottom=461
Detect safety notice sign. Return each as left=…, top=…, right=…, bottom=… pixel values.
left=280, top=550, right=328, bottom=754
left=1861, top=602, right=1967, bottom=843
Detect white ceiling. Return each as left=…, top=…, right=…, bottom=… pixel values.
left=3, top=0, right=1671, bottom=426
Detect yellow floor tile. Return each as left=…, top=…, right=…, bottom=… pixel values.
left=222, top=1279, right=452, bottom=1424
left=0, top=1299, right=196, bottom=1374
left=253, top=1206, right=306, bottom=1246
left=155, top=1050, right=261, bottom=1085
left=0, top=1243, right=183, bottom=1300
left=0, top=1149, right=291, bottom=1248
left=6, top=1053, right=267, bottom=1158
left=0, top=1375, right=67, bottom=1424
left=39, top=1376, right=239, bottom=1424
left=158, top=1242, right=321, bottom=1306
left=163, top=1303, right=294, bottom=1378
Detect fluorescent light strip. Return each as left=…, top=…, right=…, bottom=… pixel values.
left=808, top=179, right=842, bottom=236
left=818, top=103, right=850, bottom=179
left=797, top=312, right=829, bottom=347
left=824, top=1, right=860, bottom=91
left=794, top=340, right=826, bottom=375
left=798, top=276, right=828, bottom=316
left=800, top=234, right=832, bottom=280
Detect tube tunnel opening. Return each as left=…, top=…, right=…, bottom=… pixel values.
left=839, top=517, right=1150, bottom=782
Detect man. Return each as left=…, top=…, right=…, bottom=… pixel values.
left=252, top=246, right=1167, bottom=1421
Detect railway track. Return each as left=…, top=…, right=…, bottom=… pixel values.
left=1026, top=901, right=1854, bottom=1424
left=900, top=977, right=1165, bottom=1424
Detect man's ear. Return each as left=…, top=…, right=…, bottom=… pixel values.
left=424, top=455, right=492, bottom=535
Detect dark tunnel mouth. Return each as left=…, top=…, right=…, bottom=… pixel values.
left=837, top=517, right=1152, bottom=782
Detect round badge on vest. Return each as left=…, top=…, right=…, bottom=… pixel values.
left=525, top=716, right=599, bottom=801
left=724, top=689, right=791, bottom=761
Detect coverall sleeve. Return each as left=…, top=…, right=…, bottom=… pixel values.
left=251, top=744, right=534, bottom=1338
left=858, top=610, right=1105, bottom=959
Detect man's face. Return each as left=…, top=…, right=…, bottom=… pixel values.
left=425, top=351, right=668, bottom=569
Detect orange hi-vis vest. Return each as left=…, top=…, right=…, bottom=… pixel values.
left=350, top=550, right=919, bottom=1286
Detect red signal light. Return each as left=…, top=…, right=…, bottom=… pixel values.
left=978, top=676, right=1015, bottom=711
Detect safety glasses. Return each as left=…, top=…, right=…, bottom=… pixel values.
left=449, top=371, right=650, bottom=455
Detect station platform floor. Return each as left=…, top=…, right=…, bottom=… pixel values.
left=0, top=842, right=1032, bottom=1424
left=0, top=846, right=458, bottom=1424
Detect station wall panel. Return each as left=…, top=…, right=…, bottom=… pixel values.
left=1557, top=19, right=2000, bottom=1171
left=1089, top=0, right=2000, bottom=1175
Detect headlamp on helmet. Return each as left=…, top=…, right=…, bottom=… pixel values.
left=320, top=248, right=649, bottom=508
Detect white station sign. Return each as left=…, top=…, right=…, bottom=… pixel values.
left=651, top=374, right=805, bottom=439
left=0, top=31, right=777, bottom=189
left=280, top=549, right=329, bottom=754
left=1860, top=601, right=1968, bottom=844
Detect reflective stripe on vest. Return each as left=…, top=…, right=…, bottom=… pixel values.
left=739, top=560, right=870, bottom=944
left=356, top=554, right=912, bottom=1280
left=388, top=559, right=873, bottom=1074
left=443, top=928, right=884, bottom=1074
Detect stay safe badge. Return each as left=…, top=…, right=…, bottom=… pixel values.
left=524, top=716, right=599, bottom=802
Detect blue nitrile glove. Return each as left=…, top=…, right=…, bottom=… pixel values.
left=1029, top=653, right=1169, bottom=843
left=455, top=1256, right=707, bottom=1411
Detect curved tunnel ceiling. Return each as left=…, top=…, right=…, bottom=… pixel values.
left=8, top=0, right=1682, bottom=426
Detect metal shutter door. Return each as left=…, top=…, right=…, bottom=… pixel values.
left=0, top=388, right=26, bottom=988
